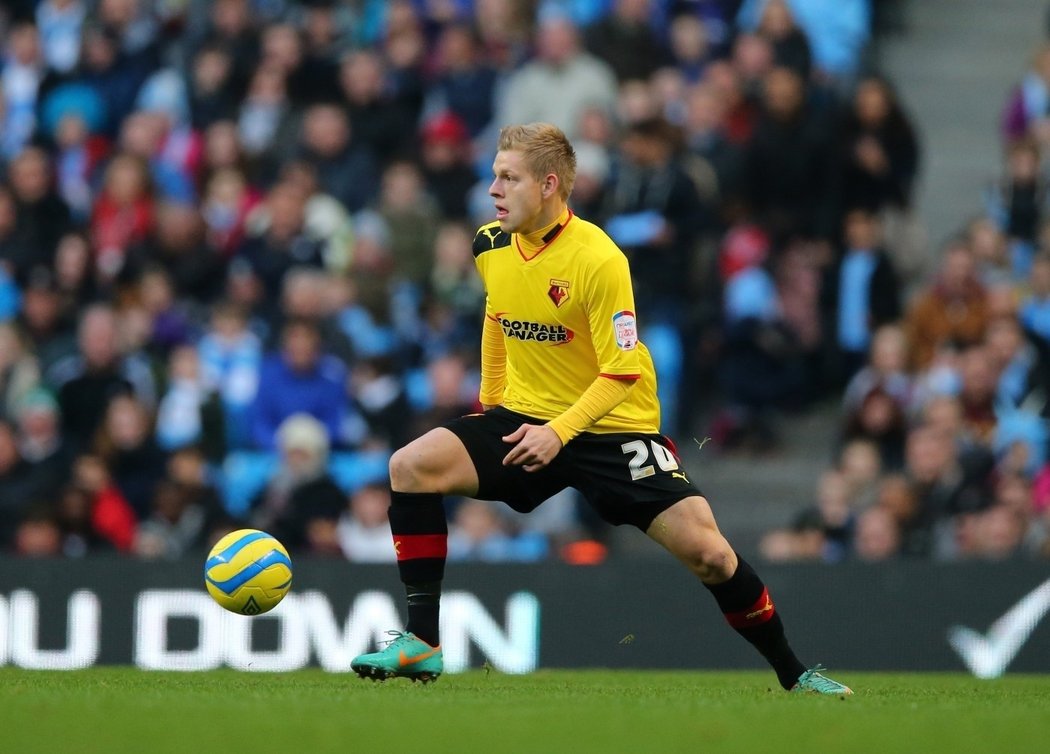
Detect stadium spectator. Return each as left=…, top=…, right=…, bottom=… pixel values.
left=903, top=424, right=992, bottom=558
left=336, top=481, right=397, bottom=562
left=8, top=146, right=72, bottom=275
left=822, top=208, right=902, bottom=382
left=378, top=160, right=442, bottom=289
left=132, top=478, right=219, bottom=559
left=1001, top=43, right=1050, bottom=147
left=838, top=75, right=920, bottom=216
left=755, top=0, right=812, bottom=79
left=94, top=393, right=167, bottom=519
left=250, top=317, right=349, bottom=450
left=155, top=344, right=224, bottom=459
left=126, top=201, right=227, bottom=303
left=584, top=0, right=668, bottom=83
left=425, top=23, right=498, bottom=138
left=236, top=63, right=296, bottom=181
left=744, top=65, right=837, bottom=242
left=904, top=239, right=989, bottom=370
left=234, top=182, right=325, bottom=310
left=713, top=226, right=808, bottom=450
left=842, top=384, right=908, bottom=470
left=12, top=506, right=62, bottom=556
left=15, top=386, right=71, bottom=502
left=50, top=303, right=153, bottom=448
left=90, top=153, right=155, bottom=281
left=250, top=413, right=346, bottom=551
left=852, top=505, right=901, bottom=561
left=985, top=316, right=1045, bottom=413
left=682, top=81, right=745, bottom=204
left=985, top=137, right=1048, bottom=251
left=197, top=301, right=261, bottom=450
left=0, top=321, right=39, bottom=419
left=298, top=102, right=380, bottom=215
left=64, top=452, right=137, bottom=554
left=1020, top=252, right=1050, bottom=342
left=428, top=221, right=486, bottom=331
left=968, top=216, right=1014, bottom=288
left=187, top=43, right=238, bottom=129
left=496, top=11, right=618, bottom=141
left=2, top=21, right=44, bottom=161
left=338, top=49, right=416, bottom=165
left=36, top=0, right=88, bottom=77
left=419, top=112, right=478, bottom=221
left=842, top=323, right=912, bottom=417
left=838, top=437, right=883, bottom=508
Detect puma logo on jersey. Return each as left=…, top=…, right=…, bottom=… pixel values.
left=671, top=472, right=689, bottom=483
left=473, top=225, right=510, bottom=256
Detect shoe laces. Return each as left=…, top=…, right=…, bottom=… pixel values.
left=798, top=664, right=848, bottom=692
left=801, top=663, right=828, bottom=679
left=380, top=630, right=414, bottom=647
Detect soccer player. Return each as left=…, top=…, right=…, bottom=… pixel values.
left=351, top=123, right=852, bottom=694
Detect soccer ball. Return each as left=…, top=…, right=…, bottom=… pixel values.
left=204, top=529, right=293, bottom=615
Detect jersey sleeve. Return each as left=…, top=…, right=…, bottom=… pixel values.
left=585, top=253, right=641, bottom=379
left=479, top=296, right=507, bottom=405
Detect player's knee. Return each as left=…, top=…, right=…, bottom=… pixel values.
left=685, top=538, right=735, bottom=582
left=389, top=446, right=423, bottom=492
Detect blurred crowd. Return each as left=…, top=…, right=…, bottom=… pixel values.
left=760, top=7, right=1050, bottom=564
left=0, top=0, right=972, bottom=564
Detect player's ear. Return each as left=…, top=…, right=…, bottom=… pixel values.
left=542, top=173, right=559, bottom=199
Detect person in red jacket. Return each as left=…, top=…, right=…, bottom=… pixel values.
left=71, top=453, right=137, bottom=552
left=90, top=153, right=155, bottom=281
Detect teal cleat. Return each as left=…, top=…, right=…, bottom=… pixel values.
left=792, top=665, right=853, bottom=696
left=351, top=631, right=443, bottom=683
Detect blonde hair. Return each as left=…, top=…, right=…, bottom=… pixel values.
left=497, top=123, right=577, bottom=200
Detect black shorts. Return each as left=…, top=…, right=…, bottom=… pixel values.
left=444, top=407, right=702, bottom=531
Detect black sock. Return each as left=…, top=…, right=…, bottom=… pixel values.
left=388, top=491, right=447, bottom=646
left=704, top=555, right=806, bottom=690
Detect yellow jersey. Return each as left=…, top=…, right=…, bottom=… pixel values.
left=472, top=211, right=661, bottom=434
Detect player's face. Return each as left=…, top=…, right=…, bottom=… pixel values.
left=489, top=150, right=545, bottom=234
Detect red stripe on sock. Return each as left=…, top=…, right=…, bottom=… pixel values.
left=724, top=587, right=776, bottom=629
left=393, top=534, right=448, bottom=561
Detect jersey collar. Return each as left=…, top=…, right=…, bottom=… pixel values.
left=515, top=208, right=573, bottom=262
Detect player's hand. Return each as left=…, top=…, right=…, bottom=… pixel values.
left=502, top=424, right=563, bottom=472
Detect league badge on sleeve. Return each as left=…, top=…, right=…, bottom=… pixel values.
left=612, top=310, right=637, bottom=351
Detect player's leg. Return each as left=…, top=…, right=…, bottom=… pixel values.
left=351, top=427, right=478, bottom=682
left=647, top=495, right=852, bottom=694
left=387, top=427, right=479, bottom=643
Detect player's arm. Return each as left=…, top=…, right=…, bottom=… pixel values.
left=503, top=376, right=636, bottom=471
left=479, top=298, right=506, bottom=411
left=546, top=375, right=636, bottom=444
left=547, top=251, right=643, bottom=443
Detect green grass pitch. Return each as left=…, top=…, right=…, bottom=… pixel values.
left=2, top=668, right=1049, bottom=754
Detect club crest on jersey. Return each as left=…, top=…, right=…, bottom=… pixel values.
left=612, top=310, right=637, bottom=351
left=548, top=278, right=570, bottom=308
